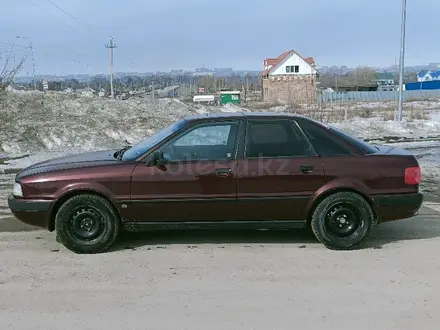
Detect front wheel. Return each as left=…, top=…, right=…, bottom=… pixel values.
left=311, top=192, right=374, bottom=250
left=55, top=194, right=120, bottom=254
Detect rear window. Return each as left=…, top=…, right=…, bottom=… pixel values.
left=328, top=126, right=377, bottom=154
left=295, top=118, right=352, bottom=156
left=295, top=118, right=377, bottom=155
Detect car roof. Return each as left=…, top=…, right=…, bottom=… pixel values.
left=183, top=111, right=307, bottom=121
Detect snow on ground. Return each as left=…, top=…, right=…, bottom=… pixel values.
left=332, top=119, right=440, bottom=141
left=1, top=93, right=440, bottom=181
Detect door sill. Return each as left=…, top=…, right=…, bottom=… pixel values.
left=122, top=220, right=307, bottom=232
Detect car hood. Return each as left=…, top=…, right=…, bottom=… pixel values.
left=16, top=149, right=120, bottom=180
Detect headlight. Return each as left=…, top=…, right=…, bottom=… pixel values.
left=12, top=182, right=23, bottom=197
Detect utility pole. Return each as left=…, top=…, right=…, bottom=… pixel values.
left=16, top=36, right=36, bottom=91
left=152, top=76, right=155, bottom=99
left=105, top=37, right=117, bottom=99
left=396, top=0, right=407, bottom=121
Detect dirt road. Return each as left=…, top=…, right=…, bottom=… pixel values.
left=1, top=203, right=440, bottom=330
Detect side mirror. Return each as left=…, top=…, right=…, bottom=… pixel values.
left=148, top=150, right=166, bottom=166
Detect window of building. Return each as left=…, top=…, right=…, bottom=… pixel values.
left=286, top=65, right=300, bottom=73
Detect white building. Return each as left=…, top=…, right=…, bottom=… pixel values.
left=261, top=49, right=317, bottom=103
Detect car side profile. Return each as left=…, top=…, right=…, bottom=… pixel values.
left=8, top=112, right=423, bottom=253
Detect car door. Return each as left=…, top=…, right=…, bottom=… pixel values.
left=236, top=119, right=325, bottom=221
left=294, top=117, right=368, bottom=187
left=129, top=120, right=242, bottom=222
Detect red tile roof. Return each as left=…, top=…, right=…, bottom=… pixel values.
left=305, top=57, right=315, bottom=65
left=261, top=50, right=315, bottom=76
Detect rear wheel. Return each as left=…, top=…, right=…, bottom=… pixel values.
left=55, top=194, right=120, bottom=254
left=311, top=192, right=374, bottom=250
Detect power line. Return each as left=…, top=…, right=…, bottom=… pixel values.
left=44, top=1, right=138, bottom=72
left=45, top=0, right=91, bottom=30
left=0, top=41, right=30, bottom=49
left=2, top=41, right=87, bottom=63
left=41, top=52, right=86, bottom=64
left=25, top=0, right=90, bottom=38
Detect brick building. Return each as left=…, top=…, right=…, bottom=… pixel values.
left=261, top=50, right=317, bottom=104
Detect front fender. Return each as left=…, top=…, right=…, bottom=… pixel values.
left=45, top=182, right=122, bottom=232
left=303, top=177, right=374, bottom=219
left=53, top=181, right=118, bottom=203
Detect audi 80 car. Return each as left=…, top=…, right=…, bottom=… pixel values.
left=8, top=112, right=423, bottom=253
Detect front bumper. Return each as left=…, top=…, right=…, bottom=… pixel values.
left=7, top=195, right=53, bottom=230
left=373, top=192, right=423, bottom=223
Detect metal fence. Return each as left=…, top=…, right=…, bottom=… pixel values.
left=317, top=90, right=440, bottom=103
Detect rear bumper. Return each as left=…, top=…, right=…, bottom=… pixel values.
left=7, top=195, right=53, bottom=230
left=373, top=192, right=423, bottom=223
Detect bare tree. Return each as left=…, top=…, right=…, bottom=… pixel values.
left=349, top=66, right=376, bottom=87
left=0, top=50, right=28, bottom=91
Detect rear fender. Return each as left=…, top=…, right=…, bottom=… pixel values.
left=303, top=178, right=375, bottom=219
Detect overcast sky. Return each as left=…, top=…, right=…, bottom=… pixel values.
left=1, top=0, right=438, bottom=75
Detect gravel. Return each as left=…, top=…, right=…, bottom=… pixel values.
left=1, top=203, right=440, bottom=330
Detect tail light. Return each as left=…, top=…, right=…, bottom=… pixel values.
left=405, top=166, right=421, bottom=185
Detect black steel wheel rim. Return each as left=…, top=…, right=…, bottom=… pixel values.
left=69, top=206, right=105, bottom=240
left=325, top=202, right=362, bottom=237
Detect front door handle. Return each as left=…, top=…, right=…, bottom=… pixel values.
left=216, top=168, right=232, bottom=177
left=300, top=165, right=314, bottom=174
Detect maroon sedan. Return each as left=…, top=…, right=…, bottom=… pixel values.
left=8, top=112, right=423, bottom=253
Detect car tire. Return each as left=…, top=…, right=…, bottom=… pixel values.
left=55, top=194, right=120, bottom=254
left=311, top=192, right=374, bottom=250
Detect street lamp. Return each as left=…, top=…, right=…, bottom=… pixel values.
left=16, top=36, right=37, bottom=91
left=396, top=0, right=407, bottom=121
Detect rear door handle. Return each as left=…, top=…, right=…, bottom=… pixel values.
left=216, top=168, right=232, bottom=177
left=300, top=165, right=314, bottom=174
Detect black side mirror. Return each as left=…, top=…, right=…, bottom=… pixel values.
left=148, top=150, right=166, bottom=166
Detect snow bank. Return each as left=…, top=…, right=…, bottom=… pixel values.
left=0, top=93, right=232, bottom=157
left=332, top=119, right=440, bottom=141
left=1, top=93, right=440, bottom=177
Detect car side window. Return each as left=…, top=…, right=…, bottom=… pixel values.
left=161, top=122, right=239, bottom=162
left=295, top=118, right=352, bottom=156
left=245, top=120, right=311, bottom=158
left=173, top=125, right=231, bottom=146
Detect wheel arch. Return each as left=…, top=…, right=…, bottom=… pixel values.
left=48, top=189, right=121, bottom=232
left=305, top=187, right=377, bottom=225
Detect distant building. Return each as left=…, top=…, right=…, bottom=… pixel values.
left=98, top=88, right=107, bottom=97
left=213, top=68, right=234, bottom=77
left=170, top=70, right=185, bottom=76
left=192, top=68, right=214, bottom=77
left=375, top=72, right=395, bottom=91
left=431, top=71, right=440, bottom=80
left=42, top=79, right=49, bottom=91
left=261, top=49, right=317, bottom=103
left=407, top=69, right=440, bottom=90
left=75, top=87, right=96, bottom=97
left=417, top=69, right=440, bottom=82
left=417, top=70, right=432, bottom=82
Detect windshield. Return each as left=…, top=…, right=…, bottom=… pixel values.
left=122, top=119, right=187, bottom=161
left=329, top=126, right=378, bottom=154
